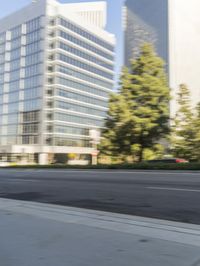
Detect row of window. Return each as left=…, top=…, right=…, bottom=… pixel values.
left=0, top=136, right=17, bottom=145
left=5, top=102, right=19, bottom=113
left=57, top=65, right=112, bottom=90
left=23, top=99, right=41, bottom=112
left=2, top=38, right=39, bottom=60
left=25, top=64, right=41, bottom=77
left=0, top=74, right=4, bottom=83
left=59, top=30, right=113, bottom=61
left=55, top=100, right=107, bottom=117
left=1, top=77, right=42, bottom=93
left=53, top=136, right=91, bottom=147
left=26, top=17, right=42, bottom=33
left=24, top=87, right=41, bottom=100
left=10, top=48, right=21, bottom=60
left=1, top=41, right=42, bottom=66
left=21, top=110, right=40, bottom=123
left=55, top=112, right=104, bottom=127
left=25, top=51, right=42, bottom=66
left=0, top=54, right=5, bottom=64
left=0, top=114, right=18, bottom=124
left=0, top=44, right=5, bottom=54
left=9, top=70, right=20, bottom=82
left=8, top=91, right=19, bottom=102
left=0, top=83, right=3, bottom=94
left=24, top=74, right=42, bottom=89
left=6, top=124, right=18, bottom=135
left=26, top=41, right=41, bottom=55
left=58, top=53, right=113, bottom=80
left=11, top=25, right=22, bottom=40
left=3, top=52, right=42, bottom=74
left=56, top=87, right=108, bottom=108
left=53, top=124, right=89, bottom=136
left=22, top=135, right=38, bottom=144
left=26, top=30, right=42, bottom=45
left=0, top=63, right=4, bottom=73
left=59, top=42, right=113, bottom=71
left=22, top=123, right=39, bottom=134
left=59, top=18, right=114, bottom=52
left=10, top=59, right=20, bottom=71
left=56, top=76, right=109, bottom=98
left=6, top=80, right=20, bottom=92
left=11, top=37, right=22, bottom=50
left=1, top=99, right=41, bottom=114
left=1, top=62, right=42, bottom=84
left=0, top=33, right=6, bottom=44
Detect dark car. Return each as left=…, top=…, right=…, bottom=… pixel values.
left=146, top=158, right=189, bottom=164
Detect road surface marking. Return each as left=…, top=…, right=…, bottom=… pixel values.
left=147, top=187, right=200, bottom=193
left=13, top=169, right=200, bottom=176
left=0, top=179, right=37, bottom=183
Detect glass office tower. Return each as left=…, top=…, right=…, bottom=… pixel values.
left=124, top=0, right=168, bottom=66
left=124, top=0, right=200, bottom=117
left=0, top=0, right=115, bottom=164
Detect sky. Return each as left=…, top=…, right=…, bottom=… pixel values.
left=0, top=0, right=124, bottom=89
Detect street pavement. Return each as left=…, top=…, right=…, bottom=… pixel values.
left=0, top=169, right=200, bottom=223
left=0, top=198, right=200, bottom=266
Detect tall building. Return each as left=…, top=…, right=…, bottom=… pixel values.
left=124, top=0, right=200, bottom=117
left=0, top=0, right=115, bottom=164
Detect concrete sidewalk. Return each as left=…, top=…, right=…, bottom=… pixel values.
left=0, top=198, right=200, bottom=266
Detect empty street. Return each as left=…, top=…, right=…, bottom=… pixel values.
left=0, top=169, right=200, bottom=224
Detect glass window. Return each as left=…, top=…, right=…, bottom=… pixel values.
left=59, top=30, right=114, bottom=61
left=56, top=87, right=108, bottom=107
left=57, top=65, right=113, bottom=90
left=58, top=53, right=113, bottom=80
left=8, top=91, right=19, bottom=102
left=24, top=75, right=42, bottom=89
left=26, top=17, right=41, bottom=33
left=11, top=25, right=22, bottom=39
left=26, top=30, right=41, bottom=44
left=11, top=37, right=21, bottom=50
left=10, top=48, right=21, bottom=60
left=55, top=100, right=107, bottom=117
left=56, top=75, right=110, bottom=98
left=55, top=112, right=104, bottom=127
left=24, top=87, right=41, bottom=99
left=23, top=98, right=41, bottom=112
left=59, top=18, right=114, bottom=52
left=54, top=124, right=89, bottom=136
left=59, top=42, right=113, bottom=70
left=54, top=136, right=91, bottom=147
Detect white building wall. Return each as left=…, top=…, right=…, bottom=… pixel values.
left=0, top=0, right=115, bottom=160
left=169, top=0, right=200, bottom=116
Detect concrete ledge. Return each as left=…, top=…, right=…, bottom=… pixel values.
left=0, top=198, right=200, bottom=247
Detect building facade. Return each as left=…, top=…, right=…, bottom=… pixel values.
left=124, top=0, right=200, bottom=117
left=0, top=0, right=115, bottom=164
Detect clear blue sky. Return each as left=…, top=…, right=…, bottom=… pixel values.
left=0, top=0, right=124, bottom=89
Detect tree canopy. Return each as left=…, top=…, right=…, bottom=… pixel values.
left=99, top=43, right=170, bottom=162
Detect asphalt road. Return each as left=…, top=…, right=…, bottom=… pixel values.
left=0, top=169, right=200, bottom=224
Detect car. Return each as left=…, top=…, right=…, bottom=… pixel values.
left=146, top=158, right=189, bottom=164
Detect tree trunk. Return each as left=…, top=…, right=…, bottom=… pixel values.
left=138, top=147, right=144, bottom=162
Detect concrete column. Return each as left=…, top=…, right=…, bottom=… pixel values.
left=91, top=155, right=98, bottom=165
left=39, top=153, right=48, bottom=165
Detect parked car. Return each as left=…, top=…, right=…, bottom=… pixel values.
left=146, top=158, right=189, bottom=164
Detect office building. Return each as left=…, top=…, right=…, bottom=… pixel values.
left=0, top=0, right=115, bottom=164
left=124, top=0, right=200, bottom=117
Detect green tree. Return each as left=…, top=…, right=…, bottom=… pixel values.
left=100, top=43, right=170, bottom=162
left=171, top=84, right=195, bottom=160
left=189, top=103, right=200, bottom=161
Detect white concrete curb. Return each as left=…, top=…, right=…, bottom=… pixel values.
left=0, top=198, right=200, bottom=247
